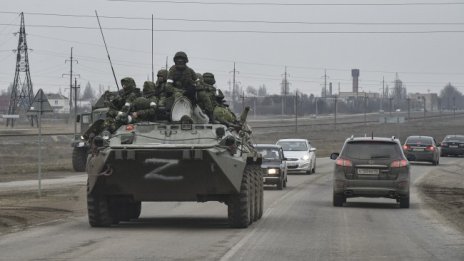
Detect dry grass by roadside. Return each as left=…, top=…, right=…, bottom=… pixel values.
left=417, top=158, right=464, bottom=233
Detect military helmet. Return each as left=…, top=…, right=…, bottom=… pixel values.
left=157, top=69, right=168, bottom=78
left=216, top=89, right=225, bottom=100
left=121, top=77, right=136, bottom=90
left=173, top=51, right=188, bottom=63
left=203, top=72, right=215, bottom=85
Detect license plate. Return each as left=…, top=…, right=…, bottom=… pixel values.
left=413, top=148, right=424, bottom=151
left=450, top=145, right=458, bottom=148
left=357, top=168, right=379, bottom=175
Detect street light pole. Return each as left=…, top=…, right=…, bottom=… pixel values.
left=406, top=98, right=410, bottom=120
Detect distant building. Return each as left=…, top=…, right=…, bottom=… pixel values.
left=47, top=93, right=69, bottom=114
left=408, top=93, right=439, bottom=112
left=338, top=91, right=380, bottom=101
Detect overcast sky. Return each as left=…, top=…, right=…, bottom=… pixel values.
left=1, top=0, right=463, bottom=97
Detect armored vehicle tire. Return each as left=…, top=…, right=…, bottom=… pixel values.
left=249, top=170, right=256, bottom=224
left=333, top=193, right=346, bottom=207
left=399, top=196, right=410, bottom=209
left=256, top=166, right=264, bottom=219
left=108, top=197, right=141, bottom=222
left=228, top=165, right=253, bottom=228
left=283, top=177, right=287, bottom=188
left=87, top=190, right=113, bottom=227
left=72, top=147, right=87, bottom=172
left=129, top=201, right=142, bottom=219
left=253, top=165, right=260, bottom=222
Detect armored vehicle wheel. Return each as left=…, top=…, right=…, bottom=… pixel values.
left=276, top=177, right=283, bottom=190
left=399, top=196, right=410, bottom=208
left=283, top=177, right=287, bottom=188
left=253, top=166, right=260, bottom=222
left=129, top=201, right=142, bottom=219
left=72, top=147, right=87, bottom=172
left=333, top=193, right=346, bottom=207
left=87, top=189, right=113, bottom=227
left=228, top=165, right=252, bottom=228
left=249, top=168, right=256, bottom=224
left=256, top=166, right=264, bottom=219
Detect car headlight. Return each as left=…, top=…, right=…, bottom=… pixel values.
left=268, top=168, right=279, bottom=175
left=302, top=154, right=310, bottom=161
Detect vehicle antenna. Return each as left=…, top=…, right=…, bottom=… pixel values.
left=95, top=10, right=120, bottom=91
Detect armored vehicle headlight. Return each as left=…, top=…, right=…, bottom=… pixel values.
left=216, top=127, right=225, bottom=138
left=102, top=130, right=111, bottom=140
left=224, top=135, right=235, bottom=146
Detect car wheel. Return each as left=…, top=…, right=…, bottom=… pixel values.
left=432, top=159, right=438, bottom=166
left=276, top=178, right=283, bottom=190
left=333, top=193, right=346, bottom=207
left=283, top=177, right=287, bottom=188
left=312, top=161, right=316, bottom=174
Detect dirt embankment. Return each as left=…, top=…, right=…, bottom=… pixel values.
left=417, top=158, right=464, bottom=232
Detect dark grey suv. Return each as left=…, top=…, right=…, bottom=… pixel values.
left=330, top=136, right=410, bottom=208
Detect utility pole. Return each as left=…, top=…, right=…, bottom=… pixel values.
left=295, top=90, right=298, bottom=133
left=334, top=95, right=338, bottom=129
left=323, top=69, right=327, bottom=97
left=73, top=77, right=80, bottom=138
left=151, top=14, right=154, bottom=82
left=364, top=93, right=367, bottom=125
left=282, top=66, right=289, bottom=115
left=64, top=47, right=78, bottom=117
left=453, top=96, right=456, bottom=119
left=381, top=77, right=385, bottom=111
left=407, top=98, right=410, bottom=120
left=230, top=62, right=239, bottom=109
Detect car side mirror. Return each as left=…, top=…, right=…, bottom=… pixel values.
left=330, top=153, right=339, bottom=160
left=310, top=148, right=316, bottom=152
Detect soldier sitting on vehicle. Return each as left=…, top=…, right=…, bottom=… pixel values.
left=166, top=51, right=197, bottom=105
left=196, top=72, right=216, bottom=123
left=213, top=89, right=241, bottom=129
left=103, top=77, right=141, bottom=132
left=131, top=81, right=158, bottom=122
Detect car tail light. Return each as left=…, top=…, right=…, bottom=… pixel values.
left=425, top=146, right=435, bottom=151
left=390, top=159, right=408, bottom=168
left=403, top=145, right=410, bottom=150
left=336, top=158, right=352, bottom=167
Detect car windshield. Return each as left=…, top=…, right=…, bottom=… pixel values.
left=341, top=141, right=402, bottom=160
left=277, top=141, right=308, bottom=151
left=444, top=136, right=464, bottom=142
left=406, top=137, right=433, bottom=145
left=256, top=148, right=281, bottom=160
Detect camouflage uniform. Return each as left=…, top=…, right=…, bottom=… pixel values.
left=196, top=72, right=216, bottom=122
left=131, top=81, right=158, bottom=122
left=213, top=89, right=239, bottom=127
left=104, top=77, right=141, bottom=132
left=166, top=51, right=198, bottom=104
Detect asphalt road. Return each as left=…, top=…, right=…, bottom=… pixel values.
left=1, top=158, right=464, bottom=261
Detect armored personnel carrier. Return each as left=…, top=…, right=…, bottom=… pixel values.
left=86, top=97, right=263, bottom=228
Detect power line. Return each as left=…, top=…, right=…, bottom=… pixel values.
left=1, top=11, right=464, bottom=26
left=107, top=0, right=464, bottom=7
left=1, top=23, right=464, bottom=34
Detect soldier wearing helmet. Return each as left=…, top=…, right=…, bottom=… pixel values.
left=166, top=51, right=198, bottom=104
left=213, top=89, right=239, bottom=128
left=197, top=72, right=216, bottom=123
left=103, top=77, right=142, bottom=132
left=131, top=81, right=158, bottom=122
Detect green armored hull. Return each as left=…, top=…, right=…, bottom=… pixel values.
left=86, top=120, right=263, bottom=228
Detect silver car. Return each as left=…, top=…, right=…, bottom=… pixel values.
left=276, top=139, right=316, bottom=174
